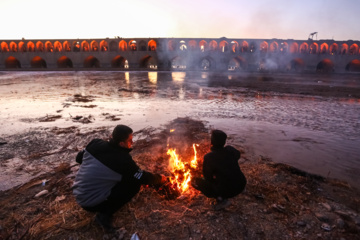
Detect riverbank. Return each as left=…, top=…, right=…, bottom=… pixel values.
left=0, top=118, right=359, bottom=239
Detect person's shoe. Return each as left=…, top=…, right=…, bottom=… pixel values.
left=95, top=212, right=115, bottom=232
left=214, top=198, right=231, bottom=211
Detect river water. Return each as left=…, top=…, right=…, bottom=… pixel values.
left=0, top=71, right=359, bottom=188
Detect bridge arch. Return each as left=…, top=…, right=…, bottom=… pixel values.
left=340, top=44, right=348, bottom=54
left=316, top=59, right=334, bottom=72
left=84, top=56, right=100, bottom=68
left=148, top=40, right=157, bottom=51
left=1, top=42, right=9, bottom=52
left=119, top=40, right=127, bottom=51
left=345, top=59, right=360, bottom=72
left=179, top=40, right=187, bottom=51
left=188, top=40, right=197, bottom=50
left=109, top=41, right=117, bottom=51
left=230, top=41, right=239, bottom=53
left=45, top=41, right=53, bottom=52
left=241, top=41, right=249, bottom=52
left=200, top=57, right=214, bottom=70
left=31, top=56, right=47, bottom=68
left=320, top=43, right=328, bottom=54
left=171, top=56, right=186, bottom=69
left=140, top=55, right=157, bottom=69
left=309, top=42, right=318, bottom=54
left=27, top=41, right=35, bottom=52
left=72, top=41, right=80, bottom=52
left=10, top=42, right=17, bottom=52
left=209, top=40, right=218, bottom=51
left=289, top=42, right=298, bottom=53
left=199, top=40, right=207, bottom=52
left=63, top=41, right=71, bottom=52
left=330, top=43, right=338, bottom=54
left=111, top=55, right=127, bottom=68
left=260, top=41, right=268, bottom=53
left=349, top=44, right=359, bottom=55
left=19, top=41, right=26, bottom=52
left=36, top=41, right=44, bottom=52
left=5, top=56, right=21, bottom=68
left=100, top=40, right=108, bottom=51
left=138, top=40, right=146, bottom=51
left=129, top=40, right=137, bottom=51
left=269, top=41, right=278, bottom=53
left=289, top=58, right=305, bottom=71
left=54, top=41, right=62, bottom=52
left=90, top=40, right=98, bottom=51
left=300, top=42, right=308, bottom=53
left=228, top=56, right=247, bottom=70
left=280, top=42, right=289, bottom=53
left=81, top=41, right=89, bottom=52
left=57, top=56, right=73, bottom=68
left=249, top=42, right=256, bottom=53
left=219, top=40, right=228, bottom=52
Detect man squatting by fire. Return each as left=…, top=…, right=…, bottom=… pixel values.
left=72, top=125, right=166, bottom=231
left=191, top=130, right=247, bottom=210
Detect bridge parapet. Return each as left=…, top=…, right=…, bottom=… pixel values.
left=1, top=38, right=360, bottom=72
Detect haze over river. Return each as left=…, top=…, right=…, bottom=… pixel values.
left=0, top=71, right=359, bottom=188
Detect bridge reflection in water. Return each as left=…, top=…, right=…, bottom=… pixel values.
left=1, top=38, right=360, bottom=72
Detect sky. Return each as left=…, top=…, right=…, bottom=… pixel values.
left=0, top=0, right=359, bottom=41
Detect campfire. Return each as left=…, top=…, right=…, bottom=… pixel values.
left=157, top=130, right=202, bottom=199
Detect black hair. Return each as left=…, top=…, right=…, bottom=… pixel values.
left=211, top=130, right=227, bottom=148
left=111, top=125, right=133, bottom=145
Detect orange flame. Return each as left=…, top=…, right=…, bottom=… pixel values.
left=167, top=144, right=199, bottom=194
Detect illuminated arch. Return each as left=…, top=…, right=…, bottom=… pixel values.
left=230, top=41, right=239, bottom=53
left=111, top=55, right=127, bottom=68
left=81, top=41, right=89, bottom=52
left=346, top=59, right=360, bottom=72
left=45, top=41, right=53, bottom=52
left=31, top=56, right=47, bottom=68
left=109, top=41, right=117, bottom=51
left=289, top=58, right=305, bottom=71
left=140, top=55, right=158, bottom=69
left=260, top=41, right=268, bottom=53
left=10, top=42, right=17, bottom=52
left=280, top=42, right=289, bottom=53
left=179, top=40, right=187, bottom=51
left=316, top=59, right=334, bottom=72
left=27, top=41, right=35, bottom=52
left=199, top=40, right=207, bottom=52
left=5, top=56, right=21, bottom=68
left=241, top=41, right=249, bottom=52
left=228, top=56, right=247, bottom=71
left=320, top=43, right=328, bottom=54
left=269, top=41, right=278, bottom=53
left=19, top=41, right=26, bottom=52
left=36, top=41, right=44, bottom=52
left=57, top=56, right=73, bottom=68
left=329, top=43, right=338, bottom=54
left=209, top=40, right=218, bottom=51
left=72, top=41, right=80, bottom=52
left=119, top=40, right=127, bottom=51
left=289, top=42, right=298, bottom=53
left=219, top=40, right=229, bottom=52
left=340, top=43, right=348, bottom=54
left=54, top=41, right=62, bottom=52
left=299, top=42, right=308, bottom=53
left=138, top=40, right=147, bottom=51
left=1, top=42, right=9, bottom=52
left=84, top=56, right=100, bottom=68
left=100, top=40, right=108, bottom=51
left=63, top=41, right=71, bottom=52
left=148, top=40, right=157, bottom=51
left=188, top=40, right=197, bottom=50
left=349, top=44, right=359, bottom=55
left=168, top=40, right=176, bottom=51
left=129, top=40, right=137, bottom=51
left=90, top=40, right=99, bottom=51
left=310, top=43, right=318, bottom=54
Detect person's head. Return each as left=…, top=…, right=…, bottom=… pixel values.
left=211, top=130, right=227, bottom=148
left=111, top=125, right=133, bottom=149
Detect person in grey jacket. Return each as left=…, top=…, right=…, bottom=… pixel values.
left=191, top=130, right=247, bottom=210
left=73, top=125, right=165, bottom=230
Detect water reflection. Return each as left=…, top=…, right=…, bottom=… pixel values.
left=125, top=72, right=130, bottom=84
left=172, top=72, right=186, bottom=82
left=148, top=72, right=157, bottom=84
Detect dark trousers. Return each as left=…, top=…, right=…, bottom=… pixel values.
left=83, top=181, right=141, bottom=215
left=192, top=177, right=246, bottom=199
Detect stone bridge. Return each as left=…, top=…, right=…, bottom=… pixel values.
left=1, top=37, right=360, bottom=72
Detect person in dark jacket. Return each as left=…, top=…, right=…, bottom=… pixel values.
left=73, top=125, right=165, bottom=230
left=191, top=130, right=246, bottom=210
